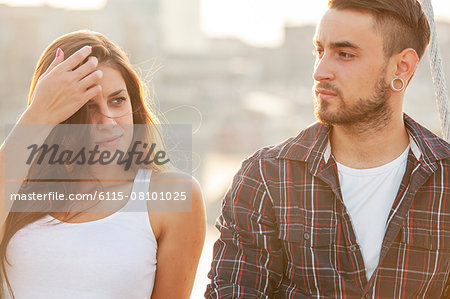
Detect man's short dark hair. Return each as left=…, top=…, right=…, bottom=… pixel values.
left=328, top=0, right=431, bottom=60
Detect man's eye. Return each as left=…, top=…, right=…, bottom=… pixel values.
left=312, top=49, right=324, bottom=57
left=339, top=52, right=355, bottom=59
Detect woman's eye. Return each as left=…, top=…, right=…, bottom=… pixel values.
left=111, top=97, right=126, bottom=105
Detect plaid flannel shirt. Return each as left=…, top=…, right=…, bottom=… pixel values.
left=205, top=114, right=450, bottom=298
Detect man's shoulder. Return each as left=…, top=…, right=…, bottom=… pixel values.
left=245, top=121, right=329, bottom=164
left=404, top=114, right=450, bottom=162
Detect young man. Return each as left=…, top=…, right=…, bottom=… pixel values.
left=205, top=0, right=450, bottom=298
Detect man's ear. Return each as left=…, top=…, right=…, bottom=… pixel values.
left=393, top=48, right=420, bottom=85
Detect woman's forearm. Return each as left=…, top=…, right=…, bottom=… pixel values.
left=0, top=109, right=55, bottom=228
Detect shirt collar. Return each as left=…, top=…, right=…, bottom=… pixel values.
left=276, top=114, right=449, bottom=170
left=323, top=133, right=422, bottom=164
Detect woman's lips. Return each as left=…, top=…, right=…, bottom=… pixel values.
left=95, top=135, right=122, bottom=147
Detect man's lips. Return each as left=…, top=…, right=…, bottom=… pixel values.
left=95, top=135, right=122, bottom=146
left=316, top=88, right=338, bottom=100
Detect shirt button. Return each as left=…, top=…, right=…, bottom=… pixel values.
left=303, top=232, right=310, bottom=240
left=349, top=244, right=357, bottom=252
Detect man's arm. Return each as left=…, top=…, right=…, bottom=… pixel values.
left=442, top=275, right=450, bottom=299
left=205, top=156, right=283, bottom=298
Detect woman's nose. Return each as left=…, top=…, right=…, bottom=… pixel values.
left=93, top=106, right=118, bottom=126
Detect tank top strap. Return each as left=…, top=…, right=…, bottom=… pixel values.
left=132, top=168, right=153, bottom=194
left=121, top=168, right=152, bottom=213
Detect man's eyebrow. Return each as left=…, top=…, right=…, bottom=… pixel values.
left=108, top=89, right=126, bottom=98
left=313, top=40, right=322, bottom=47
left=330, top=41, right=360, bottom=49
left=313, top=40, right=360, bottom=50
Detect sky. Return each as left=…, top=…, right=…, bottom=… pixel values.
left=1, top=0, right=449, bottom=47
left=201, top=0, right=450, bottom=46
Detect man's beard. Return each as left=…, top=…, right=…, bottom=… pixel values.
left=313, top=76, right=392, bottom=131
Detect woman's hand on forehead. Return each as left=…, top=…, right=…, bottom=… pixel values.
left=26, top=45, right=103, bottom=125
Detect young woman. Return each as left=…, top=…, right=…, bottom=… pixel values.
left=0, top=30, right=206, bottom=299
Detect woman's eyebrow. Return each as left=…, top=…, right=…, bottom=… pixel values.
left=108, top=89, right=126, bottom=98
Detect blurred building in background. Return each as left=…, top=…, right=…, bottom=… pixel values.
left=1, top=0, right=450, bottom=217
left=1, top=2, right=449, bottom=296
left=1, top=0, right=450, bottom=226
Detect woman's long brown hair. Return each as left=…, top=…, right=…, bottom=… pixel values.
left=0, top=30, right=165, bottom=298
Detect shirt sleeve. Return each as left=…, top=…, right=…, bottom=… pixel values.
left=442, top=274, right=450, bottom=299
left=205, top=156, right=283, bottom=298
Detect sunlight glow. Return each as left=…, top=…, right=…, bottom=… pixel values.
left=0, top=0, right=106, bottom=9
left=1, top=0, right=449, bottom=46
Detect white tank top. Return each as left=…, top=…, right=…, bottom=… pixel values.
left=3, top=168, right=157, bottom=299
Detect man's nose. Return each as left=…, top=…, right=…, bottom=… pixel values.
left=312, top=55, right=335, bottom=82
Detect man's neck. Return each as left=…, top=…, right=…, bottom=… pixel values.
left=330, top=113, right=410, bottom=169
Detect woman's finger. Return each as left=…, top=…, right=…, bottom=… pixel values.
left=81, top=84, right=103, bottom=104
left=41, top=48, right=65, bottom=77
left=73, top=56, right=99, bottom=82
left=56, top=45, right=92, bottom=73
left=78, top=69, right=103, bottom=93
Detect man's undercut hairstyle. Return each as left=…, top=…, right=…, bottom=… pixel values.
left=328, top=0, right=431, bottom=60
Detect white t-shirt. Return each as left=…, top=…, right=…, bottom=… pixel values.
left=336, top=146, right=410, bottom=281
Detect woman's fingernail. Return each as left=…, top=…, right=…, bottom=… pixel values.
left=56, top=48, right=61, bottom=58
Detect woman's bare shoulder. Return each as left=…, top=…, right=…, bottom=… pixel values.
left=147, top=170, right=205, bottom=240
left=150, top=170, right=199, bottom=183
left=149, top=170, right=202, bottom=199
